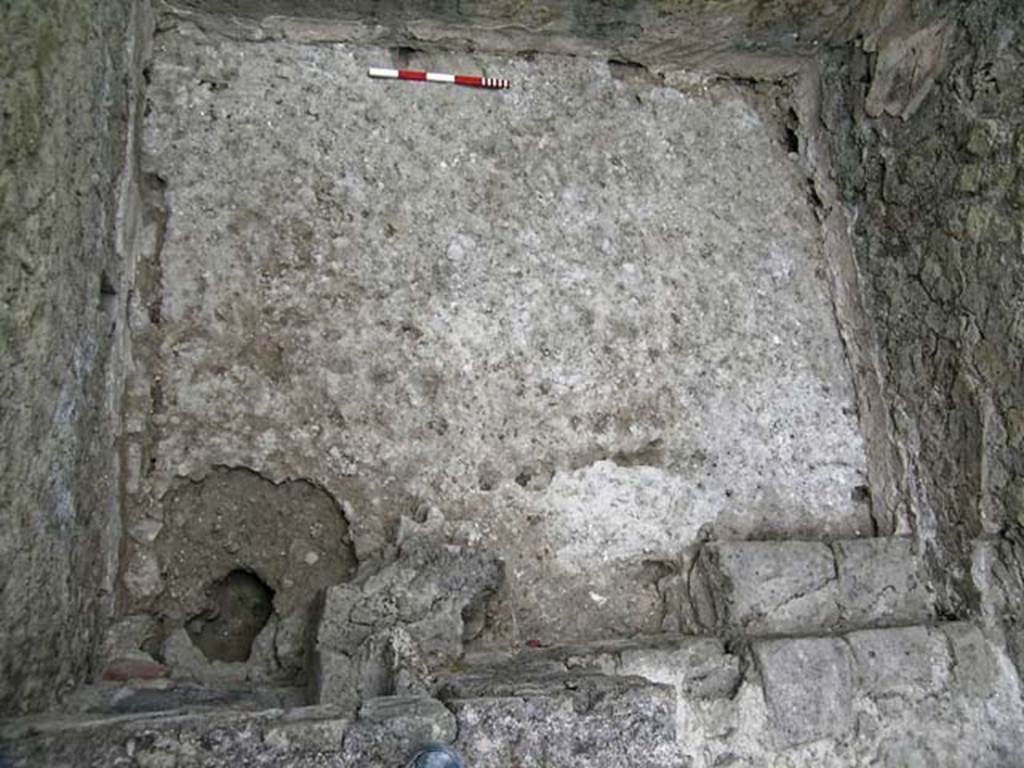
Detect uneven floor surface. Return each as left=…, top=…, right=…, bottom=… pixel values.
left=129, top=24, right=870, bottom=646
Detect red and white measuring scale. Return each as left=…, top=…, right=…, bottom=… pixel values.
left=368, top=67, right=511, bottom=90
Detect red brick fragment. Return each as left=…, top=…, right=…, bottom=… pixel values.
left=101, top=658, right=169, bottom=681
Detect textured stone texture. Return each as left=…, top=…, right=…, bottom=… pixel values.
left=458, top=634, right=744, bottom=703
left=0, top=0, right=151, bottom=714
left=54, top=678, right=303, bottom=716
left=815, top=0, right=1024, bottom=623
left=343, top=696, right=457, bottom=765
left=972, top=536, right=1024, bottom=671
left=441, top=671, right=684, bottom=768
left=689, top=537, right=934, bottom=634
left=162, top=0, right=900, bottom=81
left=8, top=1, right=1024, bottom=764
left=845, top=625, right=949, bottom=699
left=313, top=540, right=503, bottom=710
left=754, top=636, right=855, bottom=747
left=134, top=21, right=869, bottom=646
left=442, top=625, right=1024, bottom=765
left=632, top=623, right=1024, bottom=766
left=746, top=623, right=1024, bottom=765
left=833, top=537, right=933, bottom=625
left=1, top=704, right=354, bottom=767
left=693, top=540, right=841, bottom=633
left=4, top=624, right=1023, bottom=767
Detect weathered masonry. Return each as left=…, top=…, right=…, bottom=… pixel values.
left=3, top=1, right=1024, bottom=766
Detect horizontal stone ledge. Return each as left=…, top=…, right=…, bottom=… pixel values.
left=688, top=537, right=935, bottom=635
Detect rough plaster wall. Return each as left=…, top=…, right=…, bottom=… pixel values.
left=129, top=25, right=869, bottom=648
left=819, top=0, right=1024, bottom=620
left=0, top=1, right=151, bottom=714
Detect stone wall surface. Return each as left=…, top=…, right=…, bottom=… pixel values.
left=160, top=0, right=901, bottom=80
left=5, top=0, right=1024, bottom=754
left=817, top=0, right=1024, bottom=624
left=128, top=23, right=870, bottom=650
left=4, top=623, right=1023, bottom=768
left=0, top=0, right=151, bottom=714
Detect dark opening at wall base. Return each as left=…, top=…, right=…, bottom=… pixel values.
left=185, top=570, right=274, bottom=663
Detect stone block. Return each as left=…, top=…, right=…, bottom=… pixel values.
left=443, top=671, right=682, bottom=768
left=311, top=648, right=359, bottom=712
left=316, top=543, right=504, bottom=663
left=313, top=542, right=503, bottom=708
left=692, top=538, right=936, bottom=635
left=342, top=696, right=457, bottom=765
left=316, top=587, right=372, bottom=655
left=695, top=541, right=839, bottom=634
left=846, top=625, right=950, bottom=699
left=359, top=695, right=457, bottom=735
left=942, top=622, right=999, bottom=698
left=753, top=636, right=854, bottom=747
left=834, top=538, right=933, bottom=625
left=262, top=706, right=350, bottom=752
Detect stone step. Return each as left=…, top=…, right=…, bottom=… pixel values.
left=683, top=537, right=935, bottom=635
left=439, top=670, right=685, bottom=767
left=441, top=622, right=1024, bottom=767
left=4, top=623, right=1022, bottom=767
left=305, top=534, right=934, bottom=719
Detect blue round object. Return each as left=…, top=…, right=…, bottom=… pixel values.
left=406, top=743, right=466, bottom=768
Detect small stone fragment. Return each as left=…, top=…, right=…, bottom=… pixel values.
left=617, top=638, right=742, bottom=700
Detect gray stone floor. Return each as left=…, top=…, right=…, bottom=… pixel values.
left=128, top=26, right=870, bottom=646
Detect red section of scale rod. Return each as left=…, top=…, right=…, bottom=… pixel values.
left=368, top=67, right=511, bottom=90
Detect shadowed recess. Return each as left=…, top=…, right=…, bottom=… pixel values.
left=186, top=569, right=274, bottom=663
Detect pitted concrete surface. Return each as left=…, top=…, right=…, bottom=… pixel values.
left=135, top=27, right=870, bottom=643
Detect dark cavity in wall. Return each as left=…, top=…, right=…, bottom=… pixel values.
left=151, top=467, right=358, bottom=678
left=186, top=569, right=274, bottom=662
